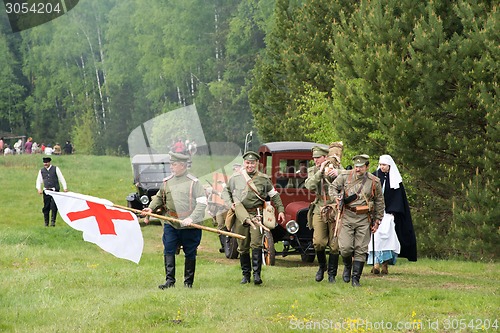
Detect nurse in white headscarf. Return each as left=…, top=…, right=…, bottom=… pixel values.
left=368, top=154, right=417, bottom=274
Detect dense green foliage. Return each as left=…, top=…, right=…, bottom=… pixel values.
left=0, top=0, right=264, bottom=151
left=0, top=1, right=497, bottom=260
left=1, top=155, right=498, bottom=332
left=250, top=0, right=498, bottom=260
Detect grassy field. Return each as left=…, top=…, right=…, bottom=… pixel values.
left=1, top=154, right=498, bottom=333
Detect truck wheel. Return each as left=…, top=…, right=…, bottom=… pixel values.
left=262, top=231, right=276, bottom=266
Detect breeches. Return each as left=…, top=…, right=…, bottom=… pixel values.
left=338, top=211, right=371, bottom=262
left=215, top=211, right=227, bottom=230
left=234, top=217, right=263, bottom=254
left=162, top=223, right=202, bottom=259
left=312, top=212, right=338, bottom=252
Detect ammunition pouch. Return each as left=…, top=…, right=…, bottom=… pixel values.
left=225, top=209, right=236, bottom=230
left=262, top=202, right=276, bottom=229
left=307, top=203, right=315, bottom=229
left=320, top=204, right=337, bottom=223
left=355, top=205, right=370, bottom=215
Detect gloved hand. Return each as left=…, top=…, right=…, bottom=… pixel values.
left=180, top=218, right=193, bottom=227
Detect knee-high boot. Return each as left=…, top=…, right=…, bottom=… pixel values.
left=252, top=248, right=263, bottom=285
left=218, top=235, right=226, bottom=253
left=159, top=254, right=176, bottom=289
left=240, top=253, right=251, bottom=284
left=351, top=261, right=365, bottom=287
left=315, top=250, right=327, bottom=282
left=342, top=256, right=352, bottom=283
left=50, top=214, right=56, bottom=227
left=184, top=258, right=196, bottom=288
left=328, top=253, right=339, bottom=283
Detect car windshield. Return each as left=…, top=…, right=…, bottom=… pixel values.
left=135, top=163, right=171, bottom=185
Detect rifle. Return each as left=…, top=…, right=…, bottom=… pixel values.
left=333, top=192, right=357, bottom=238
left=333, top=195, right=344, bottom=238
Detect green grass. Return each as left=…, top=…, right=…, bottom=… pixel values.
left=1, top=154, right=499, bottom=332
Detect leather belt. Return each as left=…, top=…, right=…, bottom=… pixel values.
left=167, top=210, right=191, bottom=219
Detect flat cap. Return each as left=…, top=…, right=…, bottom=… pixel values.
left=242, top=151, right=259, bottom=161
left=352, top=154, right=370, bottom=167
left=42, top=157, right=52, bottom=163
left=312, top=146, right=329, bottom=158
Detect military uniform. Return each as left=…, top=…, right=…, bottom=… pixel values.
left=147, top=152, right=207, bottom=289
left=330, top=154, right=385, bottom=287
left=305, top=146, right=341, bottom=283
left=222, top=151, right=285, bottom=285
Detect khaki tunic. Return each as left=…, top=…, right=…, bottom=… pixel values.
left=222, top=171, right=284, bottom=254
left=305, top=165, right=339, bottom=252
left=330, top=171, right=384, bottom=261
left=149, top=171, right=207, bottom=229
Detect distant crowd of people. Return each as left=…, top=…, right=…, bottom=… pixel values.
left=0, top=137, right=73, bottom=156
left=170, top=138, right=197, bottom=156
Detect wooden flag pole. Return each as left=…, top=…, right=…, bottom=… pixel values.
left=113, top=204, right=245, bottom=240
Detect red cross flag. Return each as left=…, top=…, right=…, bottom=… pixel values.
left=46, top=191, right=144, bottom=264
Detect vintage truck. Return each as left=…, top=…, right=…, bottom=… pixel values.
left=126, top=154, right=173, bottom=210
left=256, top=141, right=331, bottom=265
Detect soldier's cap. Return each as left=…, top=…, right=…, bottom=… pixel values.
left=242, top=151, right=259, bottom=161
left=42, top=157, right=52, bottom=163
left=232, top=163, right=242, bottom=169
left=352, top=154, right=370, bottom=167
left=312, top=146, right=329, bottom=158
left=169, top=151, right=190, bottom=163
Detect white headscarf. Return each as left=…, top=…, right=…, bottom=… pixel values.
left=378, top=154, right=402, bottom=189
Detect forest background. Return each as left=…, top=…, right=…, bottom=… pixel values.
left=0, top=0, right=498, bottom=261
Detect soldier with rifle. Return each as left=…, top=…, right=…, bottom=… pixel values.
left=222, top=151, right=285, bottom=285
left=330, top=154, right=385, bottom=287
left=305, top=144, right=342, bottom=283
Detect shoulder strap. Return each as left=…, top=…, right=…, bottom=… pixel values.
left=346, top=171, right=368, bottom=196
left=241, top=169, right=266, bottom=202
left=370, top=175, right=377, bottom=198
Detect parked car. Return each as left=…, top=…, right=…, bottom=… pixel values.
left=126, top=154, right=173, bottom=210
left=256, top=141, right=329, bottom=266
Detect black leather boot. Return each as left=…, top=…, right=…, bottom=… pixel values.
left=44, top=214, right=49, bottom=227
left=328, top=253, right=339, bottom=283
left=158, top=254, right=176, bottom=289
left=351, top=261, right=365, bottom=287
left=342, top=256, right=352, bottom=283
left=218, top=235, right=225, bottom=253
left=184, top=258, right=196, bottom=288
left=240, top=253, right=251, bottom=284
left=252, top=248, right=263, bottom=285
left=315, top=250, right=327, bottom=282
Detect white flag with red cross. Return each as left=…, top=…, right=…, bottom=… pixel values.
left=46, top=191, right=144, bottom=263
